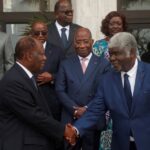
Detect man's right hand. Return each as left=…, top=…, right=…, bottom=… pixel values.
left=64, top=123, right=78, bottom=146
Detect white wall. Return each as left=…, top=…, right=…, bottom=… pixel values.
left=72, top=0, right=117, bottom=41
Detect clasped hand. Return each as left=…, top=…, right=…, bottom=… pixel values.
left=64, top=123, right=78, bottom=146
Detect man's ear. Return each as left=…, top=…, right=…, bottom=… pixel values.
left=130, top=48, right=137, bottom=57
left=24, top=51, right=33, bottom=62
left=54, top=12, right=58, bottom=19
left=91, top=39, right=94, bottom=45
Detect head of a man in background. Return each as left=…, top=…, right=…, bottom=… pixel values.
left=54, top=0, right=73, bottom=27
left=30, top=21, right=48, bottom=44
left=74, top=27, right=94, bottom=58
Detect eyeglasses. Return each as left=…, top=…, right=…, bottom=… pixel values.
left=32, top=31, right=47, bottom=36
left=60, top=10, right=73, bottom=15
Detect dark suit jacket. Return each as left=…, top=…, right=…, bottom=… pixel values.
left=141, top=51, right=150, bottom=63
left=75, top=61, right=150, bottom=150
left=48, top=22, right=80, bottom=58
left=55, top=54, right=110, bottom=130
left=39, top=42, right=63, bottom=120
left=0, top=63, right=65, bottom=150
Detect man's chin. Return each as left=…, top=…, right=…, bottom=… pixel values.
left=39, top=63, right=45, bottom=70
left=112, top=65, right=121, bottom=72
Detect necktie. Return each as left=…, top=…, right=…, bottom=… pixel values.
left=31, top=76, right=38, bottom=89
left=61, top=28, right=68, bottom=48
left=124, top=74, right=132, bottom=111
left=81, top=58, right=87, bottom=74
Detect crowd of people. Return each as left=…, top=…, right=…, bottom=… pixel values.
left=0, top=0, right=150, bottom=150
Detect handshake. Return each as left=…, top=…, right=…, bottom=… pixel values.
left=64, top=123, right=78, bottom=146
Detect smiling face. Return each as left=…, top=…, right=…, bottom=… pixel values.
left=108, top=16, right=123, bottom=37
left=55, top=1, right=73, bottom=26
left=74, top=28, right=94, bottom=58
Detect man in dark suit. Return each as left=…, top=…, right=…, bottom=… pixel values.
left=48, top=0, right=80, bottom=58
left=30, top=21, right=63, bottom=121
left=71, top=32, right=150, bottom=150
left=55, top=27, right=110, bottom=150
left=0, top=36, right=76, bottom=150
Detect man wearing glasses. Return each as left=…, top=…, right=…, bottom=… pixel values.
left=48, top=0, right=80, bottom=58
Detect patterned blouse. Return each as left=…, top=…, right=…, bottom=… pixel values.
left=93, top=38, right=110, bottom=60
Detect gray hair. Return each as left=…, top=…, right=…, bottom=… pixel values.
left=108, top=32, right=137, bottom=57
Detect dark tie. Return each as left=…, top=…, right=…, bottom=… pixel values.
left=31, top=76, right=38, bottom=89
left=124, top=74, right=132, bottom=111
left=61, top=28, right=68, bottom=48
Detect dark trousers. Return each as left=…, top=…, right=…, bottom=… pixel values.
left=130, top=141, right=137, bottom=150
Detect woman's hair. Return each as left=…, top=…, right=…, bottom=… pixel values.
left=101, top=11, right=127, bottom=36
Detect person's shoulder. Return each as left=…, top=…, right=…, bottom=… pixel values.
left=98, top=56, right=110, bottom=65
left=141, top=51, right=150, bottom=63
left=60, top=55, right=77, bottom=65
left=94, top=38, right=108, bottom=46
left=0, top=31, right=9, bottom=39
left=46, top=42, right=60, bottom=51
left=93, top=38, right=109, bottom=57
left=70, top=23, right=81, bottom=29
left=140, top=60, right=150, bottom=69
left=0, top=65, right=18, bottom=85
left=47, top=22, right=56, bottom=30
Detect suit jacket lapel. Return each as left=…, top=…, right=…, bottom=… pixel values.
left=67, top=24, right=74, bottom=48
left=41, top=43, right=50, bottom=71
left=113, top=70, right=129, bottom=113
left=14, top=63, right=36, bottom=91
left=81, top=54, right=99, bottom=83
left=15, top=63, right=51, bottom=115
left=132, top=61, right=145, bottom=114
left=71, top=56, right=83, bottom=81
left=75, top=55, right=100, bottom=93
left=51, top=23, right=64, bottom=49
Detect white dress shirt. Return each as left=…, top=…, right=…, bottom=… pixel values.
left=16, top=61, right=33, bottom=79
left=121, top=59, right=138, bottom=141
left=55, top=21, right=70, bottom=40
left=121, top=59, right=138, bottom=96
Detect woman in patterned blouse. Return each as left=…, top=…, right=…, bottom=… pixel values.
left=93, top=11, right=127, bottom=60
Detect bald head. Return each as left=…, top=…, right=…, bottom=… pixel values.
left=15, top=36, right=46, bottom=73
left=54, top=0, right=73, bottom=26
left=74, top=27, right=92, bottom=41
left=54, top=0, right=72, bottom=12
left=15, top=36, right=38, bottom=60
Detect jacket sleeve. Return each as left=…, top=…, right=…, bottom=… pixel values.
left=55, top=62, right=78, bottom=115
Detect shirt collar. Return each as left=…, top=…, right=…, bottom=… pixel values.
left=78, top=53, right=92, bottom=61
left=16, top=61, right=33, bottom=79
left=121, top=59, right=138, bottom=78
left=55, top=21, right=70, bottom=31
left=43, top=42, right=46, bottom=49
